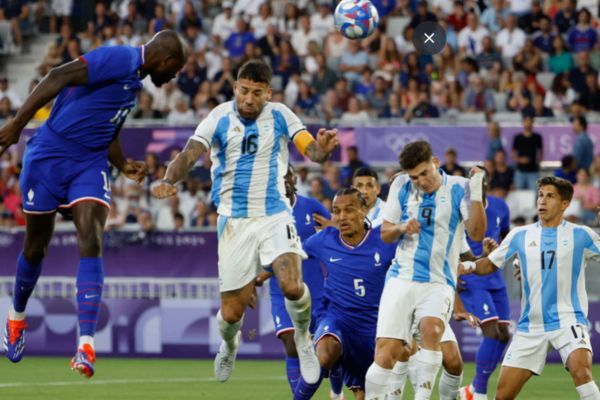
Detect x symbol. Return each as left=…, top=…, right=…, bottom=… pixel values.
left=424, top=32, right=435, bottom=43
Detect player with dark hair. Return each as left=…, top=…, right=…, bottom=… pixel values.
left=0, top=30, right=187, bottom=377
left=152, top=59, right=339, bottom=385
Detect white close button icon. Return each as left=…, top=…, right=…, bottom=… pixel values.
left=424, top=32, right=435, bottom=44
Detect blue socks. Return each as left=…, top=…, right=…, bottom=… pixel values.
left=293, top=368, right=326, bottom=400
left=473, top=337, right=508, bottom=394
left=330, top=364, right=344, bottom=396
left=286, top=356, right=301, bottom=393
left=12, top=252, right=42, bottom=313
left=76, top=257, right=104, bottom=337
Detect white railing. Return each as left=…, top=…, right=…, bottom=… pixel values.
left=0, top=276, right=220, bottom=300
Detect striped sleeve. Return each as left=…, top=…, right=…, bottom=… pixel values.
left=273, top=103, right=305, bottom=139
left=382, top=175, right=407, bottom=224
left=488, top=227, right=524, bottom=268
left=190, top=108, right=219, bottom=148
left=582, top=226, right=600, bottom=261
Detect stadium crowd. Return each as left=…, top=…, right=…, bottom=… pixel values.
left=0, top=0, right=600, bottom=229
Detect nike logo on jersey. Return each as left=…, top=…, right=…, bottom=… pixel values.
left=329, top=257, right=342, bottom=262
left=123, top=84, right=133, bottom=90
left=84, top=293, right=99, bottom=299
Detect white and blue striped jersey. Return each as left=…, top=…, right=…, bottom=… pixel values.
left=367, top=198, right=386, bottom=227
left=383, top=171, right=472, bottom=287
left=488, top=221, right=600, bottom=334
left=191, top=101, right=305, bottom=218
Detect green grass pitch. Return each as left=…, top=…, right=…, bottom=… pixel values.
left=0, top=357, right=596, bottom=399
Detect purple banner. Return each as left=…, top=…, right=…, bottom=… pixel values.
left=0, top=231, right=218, bottom=277
left=354, top=124, right=600, bottom=165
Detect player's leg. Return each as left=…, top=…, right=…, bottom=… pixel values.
left=366, top=278, right=414, bottom=400
left=415, top=283, right=453, bottom=400
left=439, top=327, right=463, bottom=400
left=556, top=324, right=600, bottom=399
left=495, top=366, right=533, bottom=400
left=270, top=285, right=300, bottom=393
left=69, top=200, right=109, bottom=377
left=4, top=212, right=56, bottom=362
left=294, top=317, right=343, bottom=399
left=460, top=288, right=509, bottom=400
left=388, top=337, right=418, bottom=399
left=279, top=332, right=301, bottom=392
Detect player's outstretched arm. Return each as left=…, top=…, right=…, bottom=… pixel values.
left=464, top=167, right=487, bottom=241
left=0, top=59, right=88, bottom=155
left=295, top=128, right=339, bottom=163
left=151, top=139, right=206, bottom=199
left=458, top=257, right=497, bottom=276
left=380, top=218, right=420, bottom=243
left=109, top=134, right=147, bottom=184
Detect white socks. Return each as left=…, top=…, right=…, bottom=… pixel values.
left=78, top=335, right=94, bottom=349
left=217, top=309, right=243, bottom=352
left=577, top=381, right=600, bottom=400
left=8, top=305, right=25, bottom=321
left=407, top=350, right=420, bottom=392
left=415, top=349, right=443, bottom=400
left=387, top=361, right=408, bottom=399
left=439, top=370, right=462, bottom=400
left=284, top=283, right=311, bottom=334
left=365, top=363, right=393, bottom=400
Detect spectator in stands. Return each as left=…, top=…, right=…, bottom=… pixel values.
left=212, top=56, right=236, bottom=100
left=447, top=1, right=467, bottom=32
left=311, top=0, right=334, bottom=41
left=549, top=35, right=574, bottom=74
left=148, top=2, right=169, bottom=37
left=410, top=0, right=437, bottom=29
left=50, top=0, right=73, bottom=34
left=458, top=11, right=489, bottom=56
left=225, top=17, right=255, bottom=62
left=476, top=36, right=502, bottom=71
left=256, top=23, right=281, bottom=62
left=311, top=53, right=338, bottom=95
left=567, top=7, right=597, bottom=53
left=89, top=1, right=115, bottom=36
left=354, top=67, right=374, bottom=99
left=378, top=35, right=402, bottom=76
left=486, top=121, right=504, bottom=161
left=341, top=145, right=369, bottom=186
left=573, top=168, right=600, bottom=225
left=555, top=155, right=578, bottom=184
left=340, top=97, right=371, bottom=124
left=272, top=39, right=300, bottom=88
left=121, top=1, right=147, bottom=35
left=523, top=92, right=554, bottom=117
left=278, top=2, right=299, bottom=34
left=544, top=73, right=576, bottom=115
left=496, top=15, right=527, bottom=60
left=0, top=77, right=21, bottom=110
left=462, top=73, right=495, bottom=112
left=251, top=2, right=276, bottom=40
left=0, top=0, right=24, bottom=53
left=167, top=97, right=195, bottom=125
left=519, top=0, right=546, bottom=34
left=211, top=2, right=236, bottom=43
left=441, top=147, right=466, bottom=176
left=366, top=75, right=391, bottom=116
left=578, top=72, right=600, bottom=112
left=0, top=97, right=14, bottom=119
left=480, top=0, right=509, bottom=34
left=406, top=88, right=440, bottom=120
left=506, top=72, right=532, bottom=112
left=532, top=15, right=555, bottom=53
left=572, top=115, right=594, bottom=170
left=568, top=51, right=597, bottom=95
left=294, top=80, right=320, bottom=118
left=591, top=155, right=600, bottom=188
left=489, top=149, right=514, bottom=198
left=106, top=199, right=125, bottom=231
left=309, top=176, right=326, bottom=202
left=339, top=39, right=369, bottom=84
left=395, top=24, right=415, bottom=55
left=554, top=0, right=577, bottom=34
left=133, top=91, right=163, bottom=119
left=379, top=91, right=403, bottom=118
left=319, top=89, right=343, bottom=122
left=291, top=14, right=320, bottom=58
left=513, top=39, right=543, bottom=74
left=3, top=182, right=24, bottom=226
left=177, top=55, right=206, bottom=103
left=512, top=115, right=543, bottom=190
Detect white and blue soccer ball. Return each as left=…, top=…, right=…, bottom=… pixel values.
left=334, top=0, right=379, bottom=40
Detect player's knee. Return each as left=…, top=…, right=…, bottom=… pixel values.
left=220, top=306, right=244, bottom=324
left=498, top=329, right=511, bottom=343
left=495, top=380, right=516, bottom=400
left=78, top=231, right=103, bottom=257
left=23, top=246, right=47, bottom=265
left=280, top=279, right=304, bottom=301
left=571, top=366, right=593, bottom=386
left=316, top=338, right=342, bottom=369
left=279, top=333, right=298, bottom=358
left=420, top=323, right=444, bottom=344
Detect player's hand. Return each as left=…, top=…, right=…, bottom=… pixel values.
left=248, top=286, right=258, bottom=309
left=122, top=159, right=148, bottom=184
left=456, top=278, right=466, bottom=292
left=400, top=219, right=420, bottom=235
left=469, top=165, right=485, bottom=178
left=151, top=180, right=178, bottom=199
left=513, top=259, right=521, bottom=281
left=255, top=270, right=273, bottom=287
left=0, top=119, right=21, bottom=157
left=313, top=213, right=334, bottom=229
left=316, top=128, right=339, bottom=154
left=482, top=238, right=499, bottom=256
left=454, top=311, right=480, bottom=328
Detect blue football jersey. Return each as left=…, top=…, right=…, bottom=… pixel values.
left=463, top=195, right=510, bottom=290
left=303, top=225, right=396, bottom=326
left=32, top=45, right=144, bottom=153
left=270, top=195, right=331, bottom=300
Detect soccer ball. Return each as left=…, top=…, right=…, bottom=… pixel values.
left=334, top=0, right=379, bottom=40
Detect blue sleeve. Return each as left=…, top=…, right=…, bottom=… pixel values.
left=313, top=200, right=331, bottom=219
left=303, top=232, right=321, bottom=259
left=81, top=46, right=140, bottom=85
left=383, top=243, right=396, bottom=268
left=501, top=202, right=510, bottom=232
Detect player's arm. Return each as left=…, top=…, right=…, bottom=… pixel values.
left=108, top=131, right=147, bottom=184
left=0, top=59, right=87, bottom=154
left=458, top=257, right=498, bottom=276
left=464, top=167, right=487, bottom=241
left=294, top=128, right=339, bottom=163
left=381, top=219, right=420, bottom=243
left=151, top=139, right=207, bottom=198
left=453, top=291, right=479, bottom=328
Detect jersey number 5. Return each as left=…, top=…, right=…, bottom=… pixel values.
left=241, top=134, right=258, bottom=155
left=354, top=278, right=365, bottom=297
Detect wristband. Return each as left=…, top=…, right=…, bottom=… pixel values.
left=462, top=261, right=476, bottom=273
left=469, top=171, right=484, bottom=202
